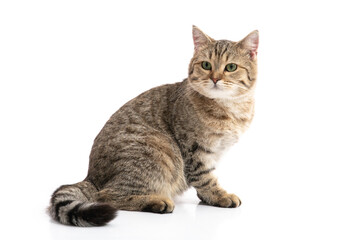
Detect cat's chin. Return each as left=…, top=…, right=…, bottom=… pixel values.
left=196, top=87, right=237, bottom=100
left=207, top=87, right=231, bottom=99
left=188, top=80, right=242, bottom=100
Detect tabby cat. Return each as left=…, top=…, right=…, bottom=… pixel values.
left=48, top=26, right=259, bottom=226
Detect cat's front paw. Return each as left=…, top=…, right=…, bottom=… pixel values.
left=198, top=192, right=241, bottom=208
left=216, top=193, right=241, bottom=208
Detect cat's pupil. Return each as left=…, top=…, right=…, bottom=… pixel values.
left=202, top=61, right=212, bottom=70
left=225, top=63, right=237, bottom=72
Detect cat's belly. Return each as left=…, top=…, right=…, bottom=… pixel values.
left=154, top=175, right=189, bottom=198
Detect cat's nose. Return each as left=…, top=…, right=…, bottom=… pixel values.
left=211, top=77, right=220, bottom=84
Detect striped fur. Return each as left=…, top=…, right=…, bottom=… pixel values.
left=49, top=26, right=258, bottom=226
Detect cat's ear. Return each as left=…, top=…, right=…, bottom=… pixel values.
left=237, top=30, right=259, bottom=60
left=192, top=25, right=214, bottom=51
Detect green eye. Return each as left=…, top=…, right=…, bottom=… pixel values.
left=201, top=61, right=212, bottom=70
left=225, top=63, right=237, bottom=72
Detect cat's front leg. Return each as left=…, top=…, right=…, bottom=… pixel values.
left=187, top=165, right=241, bottom=208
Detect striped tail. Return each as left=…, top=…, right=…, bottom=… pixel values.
left=48, top=181, right=117, bottom=227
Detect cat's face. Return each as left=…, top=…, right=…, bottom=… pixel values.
left=188, top=26, right=258, bottom=100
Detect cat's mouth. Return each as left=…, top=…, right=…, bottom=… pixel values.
left=210, top=83, right=223, bottom=91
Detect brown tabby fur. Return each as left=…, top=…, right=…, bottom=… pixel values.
left=48, top=26, right=259, bottom=226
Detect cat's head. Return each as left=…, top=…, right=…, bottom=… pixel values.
left=188, top=26, right=259, bottom=100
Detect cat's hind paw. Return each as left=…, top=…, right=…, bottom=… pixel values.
left=141, top=196, right=175, bottom=214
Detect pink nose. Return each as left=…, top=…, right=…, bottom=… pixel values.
left=211, top=78, right=220, bottom=84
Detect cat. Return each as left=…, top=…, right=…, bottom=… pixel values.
left=48, top=26, right=259, bottom=227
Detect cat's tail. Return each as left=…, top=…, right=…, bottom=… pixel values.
left=48, top=181, right=117, bottom=227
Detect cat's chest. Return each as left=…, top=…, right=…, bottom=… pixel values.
left=200, top=131, right=239, bottom=154
left=188, top=131, right=238, bottom=169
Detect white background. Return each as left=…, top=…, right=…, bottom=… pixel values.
left=1, top=0, right=359, bottom=239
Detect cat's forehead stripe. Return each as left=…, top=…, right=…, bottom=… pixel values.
left=215, top=41, right=231, bottom=57
left=205, top=40, right=235, bottom=63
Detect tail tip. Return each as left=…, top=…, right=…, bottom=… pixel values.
left=82, top=203, right=117, bottom=226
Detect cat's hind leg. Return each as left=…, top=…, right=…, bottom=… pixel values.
left=96, top=189, right=175, bottom=214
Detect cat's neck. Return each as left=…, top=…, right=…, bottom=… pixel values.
left=184, top=81, right=255, bottom=133
left=215, top=92, right=255, bottom=125
left=216, top=89, right=254, bottom=105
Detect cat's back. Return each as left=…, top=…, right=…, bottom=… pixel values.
left=101, top=81, right=183, bottom=134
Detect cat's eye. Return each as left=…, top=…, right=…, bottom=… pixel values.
left=225, top=63, right=237, bottom=72
left=201, top=61, right=212, bottom=70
